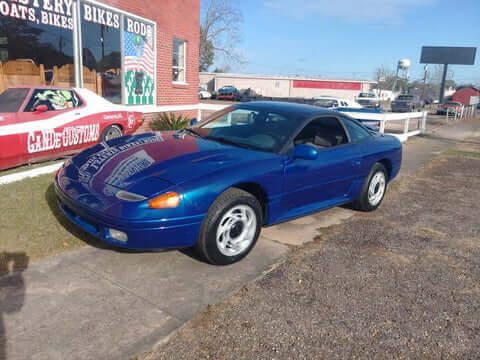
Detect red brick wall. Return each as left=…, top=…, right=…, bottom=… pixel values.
left=99, top=0, right=200, bottom=106
left=136, top=110, right=198, bottom=134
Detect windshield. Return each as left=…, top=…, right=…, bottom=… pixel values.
left=314, top=99, right=337, bottom=108
left=397, top=95, right=413, bottom=100
left=194, top=106, right=300, bottom=153
left=0, top=88, right=29, bottom=113
left=359, top=93, right=375, bottom=98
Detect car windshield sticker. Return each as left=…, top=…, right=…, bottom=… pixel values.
left=33, top=90, right=80, bottom=110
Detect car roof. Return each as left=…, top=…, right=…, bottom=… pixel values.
left=235, top=101, right=337, bottom=119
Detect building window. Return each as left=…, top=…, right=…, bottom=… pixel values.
left=0, top=14, right=74, bottom=94
left=81, top=3, right=122, bottom=104
left=0, top=1, right=156, bottom=106
left=172, top=38, right=186, bottom=83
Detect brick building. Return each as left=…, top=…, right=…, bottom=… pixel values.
left=0, top=0, right=200, bottom=131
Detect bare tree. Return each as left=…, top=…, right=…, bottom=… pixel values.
left=200, top=0, right=243, bottom=72
left=372, top=65, right=397, bottom=91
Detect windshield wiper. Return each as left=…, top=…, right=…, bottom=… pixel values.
left=175, top=128, right=202, bottom=138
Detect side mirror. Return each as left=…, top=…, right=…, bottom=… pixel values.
left=190, top=118, right=198, bottom=126
left=35, top=105, right=48, bottom=113
left=292, top=144, right=318, bottom=160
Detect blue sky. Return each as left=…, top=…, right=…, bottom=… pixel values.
left=222, top=0, right=480, bottom=85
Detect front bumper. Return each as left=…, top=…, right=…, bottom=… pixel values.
left=54, top=181, right=202, bottom=250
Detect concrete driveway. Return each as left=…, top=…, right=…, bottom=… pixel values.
left=1, top=120, right=479, bottom=360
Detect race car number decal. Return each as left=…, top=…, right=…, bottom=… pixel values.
left=27, top=124, right=100, bottom=154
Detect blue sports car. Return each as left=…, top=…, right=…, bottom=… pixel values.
left=55, top=102, right=402, bottom=265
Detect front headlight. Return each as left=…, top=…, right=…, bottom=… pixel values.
left=115, top=190, right=147, bottom=202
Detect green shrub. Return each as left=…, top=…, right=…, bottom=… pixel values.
left=149, top=112, right=190, bottom=131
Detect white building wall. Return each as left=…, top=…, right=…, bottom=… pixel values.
left=199, top=73, right=375, bottom=100
left=214, top=77, right=290, bottom=97
left=290, top=88, right=361, bottom=100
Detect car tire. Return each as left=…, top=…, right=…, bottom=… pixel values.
left=353, top=163, right=388, bottom=212
left=101, top=125, right=123, bottom=142
left=195, top=188, right=263, bottom=265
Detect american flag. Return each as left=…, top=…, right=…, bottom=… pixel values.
left=124, top=31, right=154, bottom=77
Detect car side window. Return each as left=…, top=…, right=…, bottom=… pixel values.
left=342, top=118, right=371, bottom=142
left=24, top=89, right=83, bottom=112
left=294, top=117, right=348, bottom=149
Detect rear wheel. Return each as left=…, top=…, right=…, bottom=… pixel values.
left=195, top=188, right=262, bottom=265
left=101, top=125, right=123, bottom=142
left=353, top=163, right=388, bottom=212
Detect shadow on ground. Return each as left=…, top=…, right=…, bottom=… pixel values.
left=0, top=253, right=29, bottom=360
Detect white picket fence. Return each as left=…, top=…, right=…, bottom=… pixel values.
left=340, top=110, right=428, bottom=142
left=194, top=103, right=428, bottom=143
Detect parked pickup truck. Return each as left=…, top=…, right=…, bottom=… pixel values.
left=356, top=93, right=380, bottom=108
left=391, top=94, right=423, bottom=112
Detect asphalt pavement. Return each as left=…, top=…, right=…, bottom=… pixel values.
left=0, top=117, right=479, bottom=360
left=147, top=140, right=480, bottom=360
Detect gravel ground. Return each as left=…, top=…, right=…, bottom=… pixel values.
left=142, top=144, right=480, bottom=360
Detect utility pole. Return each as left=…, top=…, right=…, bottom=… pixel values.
left=439, top=64, right=448, bottom=104
left=421, top=64, right=428, bottom=102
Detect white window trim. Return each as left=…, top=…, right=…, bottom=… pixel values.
left=172, top=38, right=187, bottom=85
left=77, top=0, right=157, bottom=106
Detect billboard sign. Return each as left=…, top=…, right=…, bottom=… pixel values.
left=470, top=96, right=480, bottom=105
left=420, top=46, right=476, bottom=65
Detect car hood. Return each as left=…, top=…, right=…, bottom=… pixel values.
left=66, top=132, right=269, bottom=197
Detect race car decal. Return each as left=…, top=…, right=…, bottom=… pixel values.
left=77, top=136, right=162, bottom=185
left=103, top=149, right=155, bottom=194
left=27, top=124, right=100, bottom=154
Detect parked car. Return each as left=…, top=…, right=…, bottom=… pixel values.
left=391, top=94, right=423, bottom=112
left=437, top=101, right=463, bottom=115
left=313, top=96, right=363, bottom=109
left=198, top=87, right=212, bottom=100
left=0, top=86, right=143, bottom=171
left=356, top=93, right=380, bottom=108
left=217, top=85, right=240, bottom=101
left=55, top=101, right=402, bottom=265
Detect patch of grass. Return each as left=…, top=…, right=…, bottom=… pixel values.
left=443, top=149, right=480, bottom=159
left=0, top=174, right=94, bottom=275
